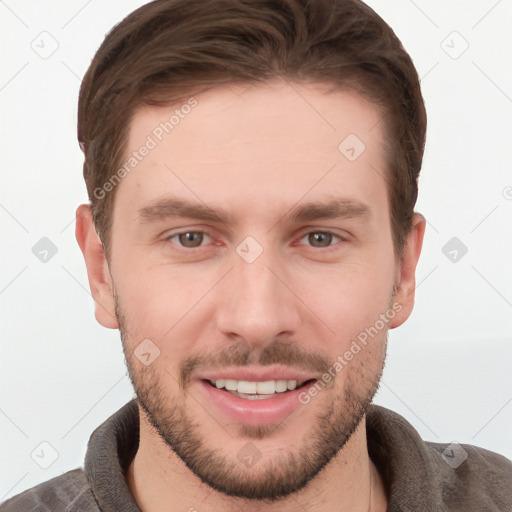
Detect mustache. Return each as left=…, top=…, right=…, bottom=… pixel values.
left=179, top=340, right=332, bottom=389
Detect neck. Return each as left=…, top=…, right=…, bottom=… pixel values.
left=127, top=409, right=388, bottom=512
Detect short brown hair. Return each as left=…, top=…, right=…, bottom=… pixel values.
left=78, top=0, right=426, bottom=258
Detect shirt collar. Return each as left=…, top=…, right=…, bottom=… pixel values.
left=84, top=400, right=440, bottom=511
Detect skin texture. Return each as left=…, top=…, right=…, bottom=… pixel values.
left=76, top=80, right=425, bottom=511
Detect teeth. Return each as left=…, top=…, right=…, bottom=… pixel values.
left=225, top=379, right=238, bottom=391
left=275, top=380, right=287, bottom=392
left=256, top=381, right=275, bottom=394
left=212, top=379, right=300, bottom=394
left=287, top=380, right=297, bottom=390
left=238, top=381, right=257, bottom=394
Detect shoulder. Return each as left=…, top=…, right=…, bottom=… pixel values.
left=425, top=441, right=512, bottom=510
left=0, top=468, right=99, bottom=512
left=366, top=405, right=512, bottom=510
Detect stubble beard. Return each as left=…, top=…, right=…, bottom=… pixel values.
left=116, top=297, right=387, bottom=501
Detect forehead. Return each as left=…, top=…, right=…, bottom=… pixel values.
left=118, top=80, right=388, bottom=219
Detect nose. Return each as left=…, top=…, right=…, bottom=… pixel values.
left=214, top=248, right=302, bottom=348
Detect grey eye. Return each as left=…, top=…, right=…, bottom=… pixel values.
left=304, top=232, right=339, bottom=248
left=171, top=231, right=208, bottom=248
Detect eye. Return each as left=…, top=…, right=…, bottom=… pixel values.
left=299, top=231, right=342, bottom=248
left=168, top=231, right=212, bottom=248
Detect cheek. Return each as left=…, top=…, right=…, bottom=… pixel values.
left=292, top=260, right=396, bottom=336
left=111, top=260, right=171, bottom=342
left=111, top=255, right=220, bottom=360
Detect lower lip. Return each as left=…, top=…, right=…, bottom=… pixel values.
left=198, top=380, right=310, bottom=426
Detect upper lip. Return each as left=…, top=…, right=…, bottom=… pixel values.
left=197, top=366, right=319, bottom=383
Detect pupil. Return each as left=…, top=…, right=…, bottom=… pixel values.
left=180, top=232, right=202, bottom=247
left=309, top=232, right=331, bottom=247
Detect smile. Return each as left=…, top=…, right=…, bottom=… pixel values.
left=209, top=378, right=303, bottom=397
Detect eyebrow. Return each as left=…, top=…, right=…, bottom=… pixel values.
left=137, top=197, right=370, bottom=225
left=138, top=198, right=234, bottom=224
left=286, top=198, right=370, bottom=223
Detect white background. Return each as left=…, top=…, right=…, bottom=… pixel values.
left=1, top=0, right=511, bottom=501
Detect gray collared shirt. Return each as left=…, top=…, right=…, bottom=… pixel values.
left=2, top=400, right=511, bottom=511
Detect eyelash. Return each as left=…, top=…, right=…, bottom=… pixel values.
left=165, top=230, right=344, bottom=250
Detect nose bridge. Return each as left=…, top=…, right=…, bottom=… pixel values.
left=216, top=243, right=300, bottom=344
left=237, top=257, right=278, bottom=307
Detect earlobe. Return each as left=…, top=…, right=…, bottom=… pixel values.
left=75, top=204, right=119, bottom=329
left=388, top=213, right=426, bottom=329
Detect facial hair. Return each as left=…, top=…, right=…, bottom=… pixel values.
left=116, top=297, right=387, bottom=501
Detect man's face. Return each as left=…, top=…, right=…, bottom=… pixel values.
left=98, top=81, right=408, bottom=499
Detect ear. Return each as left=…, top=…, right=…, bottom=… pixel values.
left=75, top=204, right=119, bottom=329
left=388, top=212, right=426, bottom=329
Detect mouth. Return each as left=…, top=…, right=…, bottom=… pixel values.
left=205, top=378, right=316, bottom=400
left=195, top=368, right=321, bottom=425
